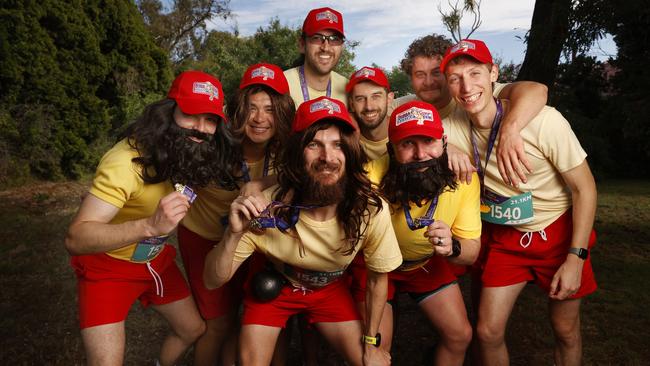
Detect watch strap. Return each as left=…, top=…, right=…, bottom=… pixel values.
left=568, top=247, right=588, bottom=259
left=361, top=333, right=381, bottom=347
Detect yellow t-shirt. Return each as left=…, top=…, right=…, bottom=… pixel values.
left=360, top=135, right=389, bottom=161
left=392, top=82, right=506, bottom=120
left=234, top=186, right=403, bottom=287
left=182, top=157, right=272, bottom=241
left=284, top=66, right=348, bottom=109
left=367, top=156, right=481, bottom=263
left=89, top=139, right=174, bottom=262
left=444, top=101, right=587, bottom=231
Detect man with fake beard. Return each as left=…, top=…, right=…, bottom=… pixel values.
left=346, top=66, right=393, bottom=161
left=350, top=100, right=482, bottom=365
left=284, top=7, right=349, bottom=108
left=65, top=71, right=239, bottom=366
left=204, top=96, right=403, bottom=366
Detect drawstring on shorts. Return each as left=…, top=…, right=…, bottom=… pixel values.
left=519, top=229, right=548, bottom=248
left=147, top=262, right=164, bottom=297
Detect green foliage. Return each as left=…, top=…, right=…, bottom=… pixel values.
left=383, top=65, right=412, bottom=98
left=0, top=0, right=170, bottom=185
left=180, top=18, right=358, bottom=98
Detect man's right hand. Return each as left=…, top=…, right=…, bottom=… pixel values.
left=363, top=344, right=391, bottom=366
left=146, top=191, right=190, bottom=237
left=227, top=195, right=269, bottom=234
left=447, top=143, right=476, bottom=184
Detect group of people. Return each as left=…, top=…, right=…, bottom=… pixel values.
left=65, top=6, right=597, bottom=366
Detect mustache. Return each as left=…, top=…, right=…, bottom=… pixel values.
left=311, top=160, right=341, bottom=172
left=169, top=123, right=215, bottom=143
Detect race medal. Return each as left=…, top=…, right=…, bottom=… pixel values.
left=481, top=190, right=534, bottom=225
left=131, top=235, right=168, bottom=262
left=174, top=183, right=197, bottom=203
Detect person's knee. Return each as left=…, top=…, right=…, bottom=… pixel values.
left=552, top=319, right=581, bottom=347
left=476, top=319, right=505, bottom=346
left=442, top=322, right=473, bottom=351
left=179, top=318, right=206, bottom=343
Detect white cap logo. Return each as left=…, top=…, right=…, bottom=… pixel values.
left=355, top=67, right=375, bottom=78
left=395, top=107, right=434, bottom=126
left=251, top=66, right=275, bottom=81
left=451, top=40, right=476, bottom=53
left=192, top=81, right=219, bottom=101
left=316, top=10, right=338, bottom=24
left=310, top=99, right=341, bottom=114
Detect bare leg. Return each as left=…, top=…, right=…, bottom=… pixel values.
left=418, top=284, right=472, bottom=366
left=476, top=282, right=527, bottom=366
left=356, top=301, right=394, bottom=353
left=314, top=320, right=365, bottom=366
left=153, top=296, right=206, bottom=366
left=193, top=313, right=237, bottom=366
left=239, top=324, right=282, bottom=366
left=549, top=298, right=582, bottom=366
left=81, top=321, right=125, bottom=366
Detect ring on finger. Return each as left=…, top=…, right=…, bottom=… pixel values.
left=436, top=237, right=444, bottom=246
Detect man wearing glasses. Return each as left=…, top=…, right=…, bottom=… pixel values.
left=284, top=7, right=349, bottom=108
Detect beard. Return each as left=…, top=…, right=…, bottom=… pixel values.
left=382, top=151, right=457, bottom=206
left=355, top=107, right=388, bottom=132
left=165, top=123, right=220, bottom=188
left=301, top=160, right=347, bottom=206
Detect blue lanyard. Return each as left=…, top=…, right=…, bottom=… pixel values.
left=241, top=149, right=271, bottom=183
left=249, top=201, right=320, bottom=230
left=299, top=65, right=331, bottom=102
left=403, top=196, right=439, bottom=230
left=470, top=99, right=503, bottom=201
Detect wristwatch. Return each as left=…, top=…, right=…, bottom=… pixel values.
left=362, top=333, right=382, bottom=347
left=568, top=247, right=589, bottom=260
left=450, top=238, right=461, bottom=258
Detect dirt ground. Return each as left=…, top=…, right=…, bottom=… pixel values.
left=1, top=180, right=649, bottom=365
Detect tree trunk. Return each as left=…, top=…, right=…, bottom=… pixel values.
left=517, top=0, right=572, bottom=91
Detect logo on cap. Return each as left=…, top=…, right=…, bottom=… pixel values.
left=310, top=98, right=341, bottom=115
left=251, top=66, right=275, bottom=81
left=316, top=10, right=339, bottom=24
left=355, top=67, right=375, bottom=78
left=192, top=81, right=219, bottom=101
left=451, top=40, right=476, bottom=53
left=395, top=107, right=434, bottom=126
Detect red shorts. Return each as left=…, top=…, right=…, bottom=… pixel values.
left=241, top=278, right=360, bottom=328
left=71, top=245, right=191, bottom=329
left=481, top=210, right=597, bottom=298
left=178, top=224, right=249, bottom=320
left=349, top=255, right=457, bottom=303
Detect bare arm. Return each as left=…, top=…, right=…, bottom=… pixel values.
left=203, top=195, right=268, bottom=289
left=496, top=81, right=548, bottom=186
left=550, top=160, right=597, bottom=300
left=363, top=270, right=391, bottom=365
left=64, top=191, right=189, bottom=255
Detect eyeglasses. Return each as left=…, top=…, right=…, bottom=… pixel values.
left=306, top=33, right=344, bottom=46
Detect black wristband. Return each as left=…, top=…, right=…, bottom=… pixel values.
left=450, top=238, right=461, bottom=258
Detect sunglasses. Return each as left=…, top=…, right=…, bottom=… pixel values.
left=306, top=33, right=344, bottom=46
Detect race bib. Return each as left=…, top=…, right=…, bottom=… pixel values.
left=131, top=235, right=168, bottom=262
left=481, top=189, right=534, bottom=225
left=283, top=265, right=345, bottom=288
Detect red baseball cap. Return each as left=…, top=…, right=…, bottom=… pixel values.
left=440, top=39, right=493, bottom=73
left=389, top=101, right=443, bottom=143
left=167, top=70, right=225, bottom=119
left=239, top=63, right=290, bottom=95
left=292, top=96, right=357, bottom=133
left=302, top=7, right=345, bottom=37
left=345, top=66, right=390, bottom=93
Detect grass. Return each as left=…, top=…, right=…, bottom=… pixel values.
left=0, top=180, right=648, bottom=365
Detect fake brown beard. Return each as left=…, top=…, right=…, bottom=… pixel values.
left=165, top=123, right=220, bottom=188
left=301, top=161, right=347, bottom=206
left=382, top=151, right=458, bottom=206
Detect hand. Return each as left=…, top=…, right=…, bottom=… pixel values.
left=447, top=143, right=476, bottom=184
left=496, top=125, right=532, bottom=187
left=228, top=194, right=269, bottom=234
left=424, top=220, right=454, bottom=257
left=363, top=344, right=391, bottom=366
left=146, top=191, right=190, bottom=236
left=549, top=255, right=584, bottom=300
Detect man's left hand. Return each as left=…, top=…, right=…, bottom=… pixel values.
left=549, top=255, right=584, bottom=300
left=363, top=344, right=391, bottom=366
left=424, top=220, right=453, bottom=257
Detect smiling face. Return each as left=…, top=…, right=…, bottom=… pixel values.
left=300, top=30, right=343, bottom=77
left=349, top=81, right=393, bottom=133
left=244, top=91, right=276, bottom=146
left=172, top=106, right=218, bottom=143
left=445, top=57, right=498, bottom=120
left=410, top=55, right=451, bottom=108
left=392, top=135, right=445, bottom=167
left=303, top=125, right=346, bottom=186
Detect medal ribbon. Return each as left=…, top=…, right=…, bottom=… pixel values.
left=250, top=201, right=320, bottom=231
left=470, top=98, right=503, bottom=201
left=403, top=196, right=439, bottom=230
left=299, top=65, right=331, bottom=102
left=241, top=149, right=271, bottom=183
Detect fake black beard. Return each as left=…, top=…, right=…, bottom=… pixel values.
left=165, top=123, right=219, bottom=188
left=301, top=161, right=347, bottom=206
left=395, top=152, right=455, bottom=206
